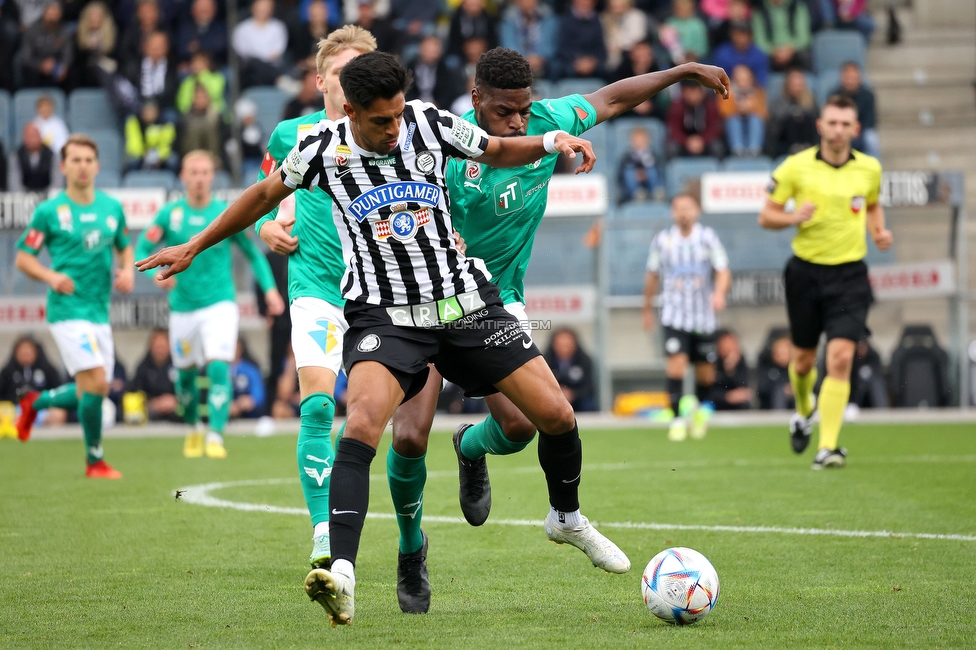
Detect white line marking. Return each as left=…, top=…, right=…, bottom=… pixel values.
left=177, top=478, right=976, bottom=543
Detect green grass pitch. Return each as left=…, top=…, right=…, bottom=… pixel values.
left=2, top=423, right=975, bottom=649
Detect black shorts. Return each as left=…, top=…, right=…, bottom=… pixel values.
left=784, top=256, right=873, bottom=349
left=343, top=283, right=541, bottom=401
left=662, top=326, right=718, bottom=364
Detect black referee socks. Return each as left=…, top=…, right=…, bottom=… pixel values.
left=329, top=437, right=376, bottom=567
left=537, top=423, right=582, bottom=513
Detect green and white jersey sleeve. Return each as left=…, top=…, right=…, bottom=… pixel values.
left=446, top=94, right=597, bottom=305
left=17, top=191, right=129, bottom=324
left=254, top=110, right=345, bottom=308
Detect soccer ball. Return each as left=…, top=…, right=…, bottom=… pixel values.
left=641, top=547, right=720, bottom=625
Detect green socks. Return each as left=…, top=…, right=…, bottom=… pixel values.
left=206, top=361, right=230, bottom=434
left=387, top=446, right=426, bottom=554
left=459, top=415, right=534, bottom=461
left=34, top=383, right=79, bottom=410
left=297, top=393, right=336, bottom=527
left=176, top=368, right=199, bottom=425
left=79, top=392, right=103, bottom=465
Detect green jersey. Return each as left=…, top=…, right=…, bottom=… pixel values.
left=17, top=190, right=130, bottom=324
left=446, top=94, right=598, bottom=304
left=254, top=110, right=345, bottom=308
left=136, top=197, right=277, bottom=313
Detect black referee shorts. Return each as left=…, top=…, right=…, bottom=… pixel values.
left=343, top=282, right=541, bottom=402
left=784, top=256, right=873, bottom=350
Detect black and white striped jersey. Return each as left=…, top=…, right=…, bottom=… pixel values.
left=279, top=100, right=493, bottom=306
left=646, top=223, right=729, bottom=334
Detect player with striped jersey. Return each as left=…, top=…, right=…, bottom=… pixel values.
left=643, top=194, right=731, bottom=442
left=138, top=51, right=619, bottom=626
left=136, top=151, right=283, bottom=459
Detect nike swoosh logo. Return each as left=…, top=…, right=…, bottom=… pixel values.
left=331, top=509, right=359, bottom=515
left=562, top=472, right=581, bottom=484
left=522, top=337, right=533, bottom=349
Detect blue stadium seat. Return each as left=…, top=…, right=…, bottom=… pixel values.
left=554, top=78, right=604, bottom=98
left=532, top=80, right=554, bottom=100
left=212, top=169, right=234, bottom=190
left=766, top=72, right=818, bottom=106
left=699, top=213, right=794, bottom=271
left=13, top=88, right=67, bottom=145
left=241, top=86, right=290, bottom=150
left=123, top=169, right=178, bottom=190
left=812, top=30, right=866, bottom=74
left=722, top=156, right=774, bottom=172
left=665, top=157, right=720, bottom=198
left=68, top=88, right=117, bottom=133
left=614, top=201, right=672, bottom=221
left=523, top=217, right=596, bottom=287
left=604, top=218, right=664, bottom=295
left=88, top=128, right=123, bottom=175
left=95, top=169, right=122, bottom=188
left=0, top=89, right=10, bottom=149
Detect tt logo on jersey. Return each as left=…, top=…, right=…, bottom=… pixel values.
left=493, top=178, right=525, bottom=216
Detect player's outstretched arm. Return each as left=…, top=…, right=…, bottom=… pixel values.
left=477, top=132, right=596, bottom=174
left=585, top=63, right=731, bottom=125
left=136, top=174, right=295, bottom=280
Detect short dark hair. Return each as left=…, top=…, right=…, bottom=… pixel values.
left=339, top=50, right=411, bottom=109
left=823, top=94, right=858, bottom=116
left=475, top=47, right=533, bottom=91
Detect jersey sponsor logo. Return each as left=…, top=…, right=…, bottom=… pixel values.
left=493, top=178, right=525, bottom=216
left=415, top=151, right=436, bottom=174
left=385, top=290, right=487, bottom=328
left=357, top=333, right=381, bottom=352
left=145, top=224, right=163, bottom=244
left=850, top=195, right=866, bottom=213
left=402, top=123, right=417, bottom=151
left=374, top=208, right=431, bottom=241
left=334, top=153, right=349, bottom=167
left=368, top=156, right=397, bottom=167
left=348, top=181, right=442, bottom=222
left=188, top=215, right=206, bottom=226
left=170, top=208, right=184, bottom=231
left=83, top=229, right=102, bottom=250
left=79, top=212, right=97, bottom=222
left=465, top=160, right=481, bottom=180
left=525, top=159, right=542, bottom=170
left=57, top=205, right=72, bottom=232
left=297, top=123, right=316, bottom=137
left=450, top=119, right=476, bottom=149
left=260, top=150, right=277, bottom=176
left=308, top=318, right=340, bottom=354
left=282, top=147, right=311, bottom=184
left=574, top=105, right=590, bottom=121
left=24, top=228, right=44, bottom=250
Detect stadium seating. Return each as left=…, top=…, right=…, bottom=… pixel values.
left=765, top=71, right=818, bottom=106
left=212, top=170, right=234, bottom=190
left=123, top=169, right=178, bottom=190
left=811, top=30, right=866, bottom=74
left=554, top=77, right=604, bottom=98
left=814, top=69, right=871, bottom=107
left=722, top=156, right=774, bottom=172
left=699, top=213, right=794, bottom=271
left=615, top=201, right=672, bottom=221
left=604, top=217, right=670, bottom=295
left=888, top=325, right=951, bottom=407
left=0, top=90, right=10, bottom=149
left=532, top=80, right=554, bottom=100
left=88, top=128, right=123, bottom=176
left=609, top=117, right=667, bottom=166
left=67, top=88, right=118, bottom=133
left=13, top=88, right=67, bottom=145
left=241, top=86, right=290, bottom=150
left=95, top=169, right=122, bottom=188
left=524, top=216, right=597, bottom=288
left=665, top=156, right=720, bottom=198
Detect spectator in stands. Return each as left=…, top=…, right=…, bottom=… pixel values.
left=175, top=0, right=226, bottom=67
left=390, top=0, right=442, bottom=41
left=178, top=83, right=223, bottom=162
left=708, top=0, right=751, bottom=50
left=289, top=0, right=331, bottom=65
left=125, top=31, right=178, bottom=113
left=719, top=64, right=767, bottom=157
left=20, top=1, right=73, bottom=89
left=701, top=0, right=734, bottom=28
left=602, top=0, right=647, bottom=72
left=271, top=346, right=300, bottom=418
left=175, top=50, right=225, bottom=115
left=10, top=122, right=58, bottom=191
left=124, top=100, right=178, bottom=173
left=233, top=0, right=289, bottom=88
left=13, top=0, right=46, bottom=29
left=459, top=35, right=489, bottom=81
left=499, top=0, right=557, bottom=79
left=666, top=79, right=725, bottom=159
left=353, top=0, right=402, bottom=56
left=757, top=334, right=794, bottom=409
left=235, top=97, right=265, bottom=171
left=230, top=339, right=265, bottom=419
left=832, top=0, right=874, bottom=43
left=406, top=35, right=464, bottom=109
left=70, top=1, right=116, bottom=89
left=663, top=0, right=710, bottom=63
left=831, top=62, right=880, bottom=157
left=711, top=20, right=769, bottom=88
left=764, top=67, right=818, bottom=157
left=849, top=338, right=888, bottom=408
left=612, top=40, right=668, bottom=119
left=0, top=3, right=16, bottom=92
left=128, top=328, right=180, bottom=422
left=0, top=335, right=67, bottom=426
left=711, top=329, right=753, bottom=409
left=446, top=0, right=497, bottom=63
left=118, top=0, right=161, bottom=69
left=752, top=0, right=812, bottom=72
left=553, top=0, right=607, bottom=81
left=545, top=328, right=598, bottom=412
left=283, top=66, right=321, bottom=119
left=31, top=96, right=69, bottom=155
left=617, top=125, right=662, bottom=203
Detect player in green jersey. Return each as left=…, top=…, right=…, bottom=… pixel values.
left=385, top=49, right=730, bottom=604
left=251, top=27, right=378, bottom=589
left=15, top=134, right=135, bottom=479
left=136, top=151, right=283, bottom=459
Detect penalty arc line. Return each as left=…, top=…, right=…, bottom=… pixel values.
left=177, top=478, right=976, bottom=543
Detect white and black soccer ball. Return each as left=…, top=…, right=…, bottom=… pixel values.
left=641, top=547, right=719, bottom=625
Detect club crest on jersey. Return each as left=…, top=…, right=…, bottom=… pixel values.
left=374, top=208, right=432, bottom=242
left=348, top=181, right=441, bottom=222
left=415, top=151, right=436, bottom=174
left=106, top=216, right=118, bottom=232
left=850, top=195, right=866, bottom=213
left=357, top=333, right=381, bottom=352
left=170, top=208, right=184, bottom=231
left=465, top=160, right=481, bottom=180
left=57, top=205, right=72, bottom=231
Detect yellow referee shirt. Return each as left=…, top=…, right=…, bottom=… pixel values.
left=768, top=146, right=882, bottom=265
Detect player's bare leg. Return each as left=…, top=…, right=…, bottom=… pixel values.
left=812, top=338, right=856, bottom=469
left=305, top=361, right=403, bottom=625
left=495, top=357, right=630, bottom=574
left=788, top=345, right=818, bottom=453
left=665, top=352, right=690, bottom=441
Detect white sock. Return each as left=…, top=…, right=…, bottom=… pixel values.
left=330, top=559, right=355, bottom=585
left=193, top=421, right=206, bottom=434
left=313, top=522, right=330, bottom=538
left=551, top=507, right=583, bottom=528
left=205, top=431, right=223, bottom=445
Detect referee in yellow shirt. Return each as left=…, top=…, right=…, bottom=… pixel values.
left=759, top=95, right=893, bottom=469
